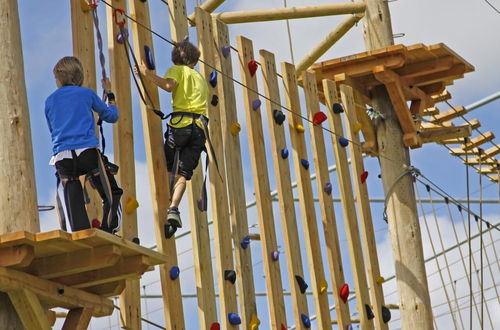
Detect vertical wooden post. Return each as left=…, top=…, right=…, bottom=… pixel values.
left=322, top=79, right=373, bottom=329
left=302, top=72, right=351, bottom=329
left=128, top=1, right=185, bottom=328
left=105, top=1, right=141, bottom=328
left=236, top=36, right=287, bottom=329
left=281, top=63, right=331, bottom=329
left=259, top=49, right=309, bottom=329
left=213, top=19, right=258, bottom=327
left=363, top=1, right=433, bottom=328
left=0, top=0, right=39, bottom=327
left=196, top=8, right=238, bottom=329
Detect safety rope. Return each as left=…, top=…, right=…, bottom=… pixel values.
left=478, top=149, right=484, bottom=328
left=382, top=165, right=421, bottom=222
left=283, top=0, right=295, bottom=64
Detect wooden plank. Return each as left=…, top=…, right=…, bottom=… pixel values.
left=449, top=147, right=479, bottom=156
left=0, top=245, right=34, bottom=267
left=0, top=267, right=113, bottom=316
left=167, top=0, right=189, bottom=42
left=338, top=83, right=388, bottom=330
left=432, top=105, right=467, bottom=123
left=196, top=9, right=238, bottom=329
left=62, top=308, right=93, bottom=330
left=34, top=230, right=90, bottom=257
left=85, top=280, right=126, bottom=297
left=423, top=106, right=439, bottom=116
left=479, top=145, right=500, bottom=160
left=403, top=64, right=466, bottom=87
left=420, top=125, right=472, bottom=144
left=214, top=19, right=256, bottom=327
left=281, top=62, right=331, bottom=328
left=462, top=132, right=495, bottom=151
left=259, top=48, right=309, bottom=329
left=302, top=72, right=351, bottom=329
left=323, top=79, right=374, bottom=329
left=236, top=36, right=286, bottom=329
left=396, top=56, right=454, bottom=79
left=8, top=289, right=51, bottom=330
left=464, top=158, right=499, bottom=166
left=0, top=231, right=36, bottom=247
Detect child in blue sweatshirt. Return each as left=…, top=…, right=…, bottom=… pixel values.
left=45, top=56, right=122, bottom=233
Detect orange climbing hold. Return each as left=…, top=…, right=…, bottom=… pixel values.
left=248, top=60, right=258, bottom=77
left=376, top=276, right=385, bottom=284
left=340, top=283, right=349, bottom=303
left=249, top=314, right=261, bottom=330
left=230, top=123, right=241, bottom=136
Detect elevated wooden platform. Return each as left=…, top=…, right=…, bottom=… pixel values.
left=0, top=229, right=165, bottom=329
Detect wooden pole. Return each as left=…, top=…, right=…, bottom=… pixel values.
left=0, top=0, right=39, bottom=328
left=187, top=0, right=226, bottom=24
left=213, top=2, right=366, bottom=24
left=363, top=1, right=433, bottom=328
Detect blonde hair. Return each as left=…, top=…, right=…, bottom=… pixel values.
left=53, top=56, right=84, bottom=86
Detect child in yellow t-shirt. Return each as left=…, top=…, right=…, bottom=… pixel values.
left=136, top=40, right=208, bottom=230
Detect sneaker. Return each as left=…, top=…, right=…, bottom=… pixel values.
left=167, top=207, right=182, bottom=228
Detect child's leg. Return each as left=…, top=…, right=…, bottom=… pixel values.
left=169, top=174, right=187, bottom=208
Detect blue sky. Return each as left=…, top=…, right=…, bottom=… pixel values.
left=16, top=0, right=500, bottom=329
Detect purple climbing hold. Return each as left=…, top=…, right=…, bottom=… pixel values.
left=182, top=35, right=189, bottom=42
left=209, top=71, right=217, bottom=88
left=240, top=235, right=251, bottom=249
left=170, top=266, right=180, bottom=280
left=301, top=159, right=309, bottom=170
left=271, top=250, right=279, bottom=261
left=221, top=45, right=231, bottom=58
left=281, top=148, right=289, bottom=159
left=339, top=137, right=349, bottom=147
left=252, top=99, right=261, bottom=110
left=324, top=182, right=332, bottom=195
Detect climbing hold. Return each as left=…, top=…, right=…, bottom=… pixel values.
left=319, top=279, right=328, bottom=294
left=252, top=99, right=261, bottom=110
left=164, top=223, right=177, bottom=239
left=340, top=283, right=349, bottom=303
left=116, top=28, right=129, bottom=44
left=382, top=305, right=391, bottom=323
left=332, top=103, right=344, bottom=114
left=230, top=123, right=241, bottom=136
left=376, top=275, right=385, bottom=284
left=281, top=148, right=289, bottom=159
left=124, top=196, right=139, bottom=214
left=295, top=275, right=308, bottom=294
left=353, top=122, right=362, bottom=134
left=361, top=171, right=369, bottom=184
left=248, top=59, right=258, bottom=77
left=365, top=304, right=375, bottom=320
left=249, top=314, right=261, bottom=330
left=346, top=324, right=353, bottom=330
left=300, top=314, right=311, bottom=328
left=91, top=219, right=101, bottom=228
left=132, top=237, right=140, bottom=245
left=240, top=235, right=251, bottom=249
left=271, top=250, right=279, bottom=261
left=81, top=0, right=98, bottom=12
left=281, top=324, right=287, bottom=330
left=312, top=111, right=327, bottom=125
left=144, top=45, right=155, bottom=70
left=224, top=270, right=237, bottom=284
left=295, top=124, right=305, bottom=133
left=211, top=95, right=219, bottom=106
left=324, top=182, right=332, bottom=195
left=210, top=322, right=220, bottom=330
left=300, top=159, right=309, bottom=170
left=170, top=266, right=180, bottom=280
left=273, top=109, right=286, bottom=125
left=228, top=313, right=241, bottom=325
left=339, top=137, right=349, bottom=147
left=209, top=71, right=218, bottom=88
left=221, top=45, right=231, bottom=58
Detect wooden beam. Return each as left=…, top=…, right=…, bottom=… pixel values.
left=296, top=14, right=364, bottom=73
left=396, top=56, right=454, bottom=79
left=420, top=125, right=472, bottom=144
left=236, top=36, right=286, bottom=329
left=403, top=64, right=466, bottom=87
left=479, top=145, right=500, bottom=160
left=302, top=71, right=351, bottom=329
left=213, top=2, right=366, bottom=24
left=214, top=20, right=256, bottom=327
left=0, top=267, right=113, bottom=316
left=464, top=158, right=499, bottom=166
left=432, top=90, right=452, bottom=103
left=188, top=0, right=225, bottom=24
left=62, top=308, right=93, bottom=330
left=323, top=79, right=374, bottom=329
left=85, top=280, right=126, bottom=297
left=432, top=105, right=467, bottom=124
left=167, top=0, right=188, bottom=42
left=8, top=289, right=51, bottom=330
left=449, top=147, right=479, bottom=156
left=282, top=62, right=332, bottom=328
left=423, top=106, right=439, bottom=116
left=462, top=132, right=495, bottom=151
left=0, top=245, right=34, bottom=267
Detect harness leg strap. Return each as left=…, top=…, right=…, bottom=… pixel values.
left=61, top=177, right=91, bottom=232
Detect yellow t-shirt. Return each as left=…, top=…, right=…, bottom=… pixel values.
left=164, top=65, right=208, bottom=128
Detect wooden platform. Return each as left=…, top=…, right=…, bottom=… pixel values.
left=0, top=229, right=166, bottom=329
left=306, top=43, right=475, bottom=149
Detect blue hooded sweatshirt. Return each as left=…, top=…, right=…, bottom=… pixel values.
left=45, top=85, right=119, bottom=155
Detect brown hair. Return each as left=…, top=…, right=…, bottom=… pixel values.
left=53, top=56, right=84, bottom=86
left=171, top=41, right=201, bottom=66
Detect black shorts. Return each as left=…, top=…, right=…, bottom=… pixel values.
left=164, top=125, right=206, bottom=180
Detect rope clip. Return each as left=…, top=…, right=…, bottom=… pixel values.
left=113, top=8, right=127, bottom=26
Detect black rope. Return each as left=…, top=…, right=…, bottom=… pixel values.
left=478, top=149, right=484, bottom=328
left=466, top=139, right=473, bottom=329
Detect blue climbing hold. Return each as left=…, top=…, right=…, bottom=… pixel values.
left=240, top=235, right=251, bottom=249
left=144, top=45, right=155, bottom=70
left=209, top=71, right=217, bottom=88
left=281, top=148, right=289, bottom=159
left=211, top=95, right=219, bottom=106
left=300, top=314, right=311, bottom=328
left=324, top=182, right=332, bottom=195
left=271, top=250, right=279, bottom=261
left=170, top=266, right=180, bottom=280
left=301, top=159, right=309, bottom=170
left=221, top=45, right=231, bottom=58
left=228, top=313, right=241, bottom=325
left=339, top=137, right=349, bottom=147
left=252, top=99, right=261, bottom=110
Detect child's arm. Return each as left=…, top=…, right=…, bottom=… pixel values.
left=135, top=60, right=177, bottom=92
left=91, top=78, right=119, bottom=123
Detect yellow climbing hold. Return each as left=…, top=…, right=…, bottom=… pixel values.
left=376, top=276, right=385, bottom=284
left=296, top=124, right=305, bottom=133
left=319, top=279, right=328, bottom=294
left=249, top=313, right=261, bottom=330
left=231, top=123, right=241, bottom=136
left=124, top=196, right=139, bottom=214
left=353, top=122, right=362, bottom=134
left=80, top=0, right=93, bottom=11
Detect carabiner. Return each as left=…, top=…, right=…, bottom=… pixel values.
left=113, top=8, right=127, bottom=26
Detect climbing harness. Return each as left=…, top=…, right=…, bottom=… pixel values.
left=382, top=165, right=421, bottom=223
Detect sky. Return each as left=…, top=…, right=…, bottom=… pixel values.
left=13, top=0, right=500, bottom=329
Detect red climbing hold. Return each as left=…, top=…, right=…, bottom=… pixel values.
left=91, top=219, right=101, bottom=228
left=361, top=171, right=368, bottom=184
left=248, top=60, right=258, bottom=77
left=312, top=111, right=327, bottom=125
left=281, top=324, right=287, bottom=330
left=210, top=322, right=220, bottom=330
left=340, top=283, right=349, bottom=303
